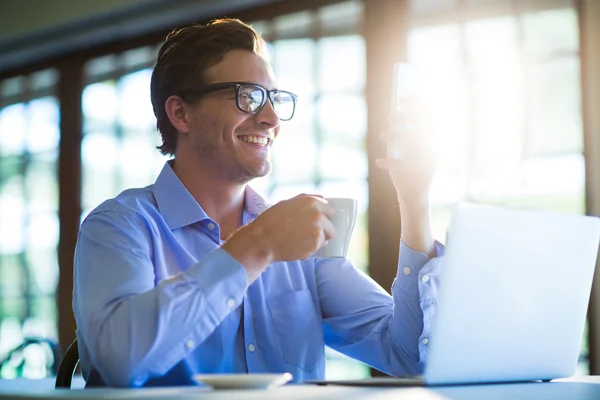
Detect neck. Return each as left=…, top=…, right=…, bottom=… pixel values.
left=172, top=157, right=246, bottom=239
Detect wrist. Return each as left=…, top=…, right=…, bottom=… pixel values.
left=221, top=224, right=273, bottom=279
left=398, top=196, right=430, bottom=214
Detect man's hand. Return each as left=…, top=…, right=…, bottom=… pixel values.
left=376, top=103, right=436, bottom=206
left=221, top=195, right=336, bottom=283
left=376, top=101, right=437, bottom=258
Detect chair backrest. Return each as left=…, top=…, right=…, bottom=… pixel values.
left=55, top=338, right=79, bottom=388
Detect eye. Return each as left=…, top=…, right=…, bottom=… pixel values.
left=240, top=93, right=259, bottom=104
left=238, top=87, right=264, bottom=111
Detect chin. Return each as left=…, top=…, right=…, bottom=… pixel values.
left=232, top=164, right=272, bottom=184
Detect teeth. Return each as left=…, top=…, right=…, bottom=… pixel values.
left=239, top=135, right=269, bottom=146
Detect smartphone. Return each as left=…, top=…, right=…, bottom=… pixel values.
left=388, top=62, right=416, bottom=159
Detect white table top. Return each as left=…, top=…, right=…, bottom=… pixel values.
left=0, top=376, right=599, bottom=400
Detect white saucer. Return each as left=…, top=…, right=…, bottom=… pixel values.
left=192, top=373, right=293, bottom=390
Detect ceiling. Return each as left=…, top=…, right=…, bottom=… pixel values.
left=0, top=0, right=279, bottom=75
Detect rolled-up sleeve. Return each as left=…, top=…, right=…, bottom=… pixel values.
left=317, top=240, right=444, bottom=376
left=73, top=204, right=247, bottom=387
left=393, top=240, right=444, bottom=367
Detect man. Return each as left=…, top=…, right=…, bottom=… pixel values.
left=73, top=18, right=442, bottom=387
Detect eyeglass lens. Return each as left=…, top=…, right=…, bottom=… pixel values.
left=238, top=84, right=295, bottom=121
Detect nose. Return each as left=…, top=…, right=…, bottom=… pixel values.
left=256, top=97, right=280, bottom=128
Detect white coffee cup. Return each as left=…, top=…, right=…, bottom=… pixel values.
left=314, top=198, right=358, bottom=258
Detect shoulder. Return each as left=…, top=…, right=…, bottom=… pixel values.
left=82, top=185, right=159, bottom=228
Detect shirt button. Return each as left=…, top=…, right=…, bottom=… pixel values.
left=185, top=340, right=195, bottom=349
left=403, top=267, right=411, bottom=275
left=422, top=338, right=429, bottom=345
left=226, top=298, right=236, bottom=309
left=421, top=275, right=430, bottom=283
left=248, top=344, right=255, bottom=352
left=207, top=222, right=216, bottom=230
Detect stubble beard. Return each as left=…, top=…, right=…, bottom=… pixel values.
left=198, top=144, right=272, bottom=184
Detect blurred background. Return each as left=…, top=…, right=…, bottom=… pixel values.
left=0, top=0, right=599, bottom=382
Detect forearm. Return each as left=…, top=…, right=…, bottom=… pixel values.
left=77, top=249, right=247, bottom=386
left=399, top=198, right=436, bottom=259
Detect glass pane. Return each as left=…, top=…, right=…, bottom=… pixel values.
left=122, top=46, right=154, bottom=70
left=465, top=16, right=518, bottom=67
left=27, top=248, right=59, bottom=295
left=408, top=0, right=455, bottom=13
left=29, top=298, right=57, bottom=335
left=85, top=54, right=119, bottom=81
left=1, top=77, right=23, bottom=98
left=26, top=97, right=60, bottom=154
left=26, top=213, right=59, bottom=252
left=274, top=11, right=313, bottom=39
left=117, top=69, right=155, bottom=130
left=522, top=8, right=579, bottom=57
left=24, top=154, right=58, bottom=213
left=0, top=103, right=27, bottom=155
left=318, top=35, right=365, bottom=92
left=273, top=39, right=316, bottom=98
left=0, top=298, right=26, bottom=323
left=31, top=70, right=58, bottom=91
left=317, top=94, right=366, bottom=143
left=81, top=131, right=120, bottom=171
left=119, top=134, right=163, bottom=188
left=528, top=58, right=582, bottom=156
left=82, top=81, right=118, bottom=130
left=319, top=1, right=363, bottom=36
left=408, top=25, right=461, bottom=65
left=0, top=190, right=26, bottom=254
left=319, top=145, right=367, bottom=181
left=272, top=132, right=318, bottom=184
left=0, top=254, right=25, bottom=299
left=466, top=18, right=523, bottom=199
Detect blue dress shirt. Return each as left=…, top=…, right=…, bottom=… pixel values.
left=73, top=161, right=444, bottom=387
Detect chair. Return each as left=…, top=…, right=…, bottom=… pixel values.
left=55, top=338, right=79, bottom=388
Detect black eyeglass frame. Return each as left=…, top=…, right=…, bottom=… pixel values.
left=179, top=81, right=298, bottom=121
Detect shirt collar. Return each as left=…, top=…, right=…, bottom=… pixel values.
left=153, top=161, right=271, bottom=229
left=243, top=185, right=270, bottom=221
left=153, top=161, right=210, bottom=230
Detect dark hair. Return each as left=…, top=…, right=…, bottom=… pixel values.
left=150, top=18, right=267, bottom=156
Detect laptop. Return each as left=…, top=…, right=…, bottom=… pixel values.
left=309, top=202, right=600, bottom=387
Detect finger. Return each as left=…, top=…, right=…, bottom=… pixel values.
left=321, top=215, right=336, bottom=241
left=293, top=193, right=325, bottom=200
left=317, top=201, right=335, bottom=218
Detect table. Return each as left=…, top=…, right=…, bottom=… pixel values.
left=1, top=376, right=599, bottom=400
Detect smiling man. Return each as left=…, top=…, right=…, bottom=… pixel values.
left=72, top=19, right=443, bottom=387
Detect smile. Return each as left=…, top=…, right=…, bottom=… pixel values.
left=238, top=135, right=271, bottom=147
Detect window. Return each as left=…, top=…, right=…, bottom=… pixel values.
left=0, top=70, right=60, bottom=378
left=406, top=0, right=586, bottom=371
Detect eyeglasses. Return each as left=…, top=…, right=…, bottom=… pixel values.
left=180, top=82, right=298, bottom=121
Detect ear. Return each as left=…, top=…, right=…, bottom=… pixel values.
left=165, top=95, right=192, bottom=134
